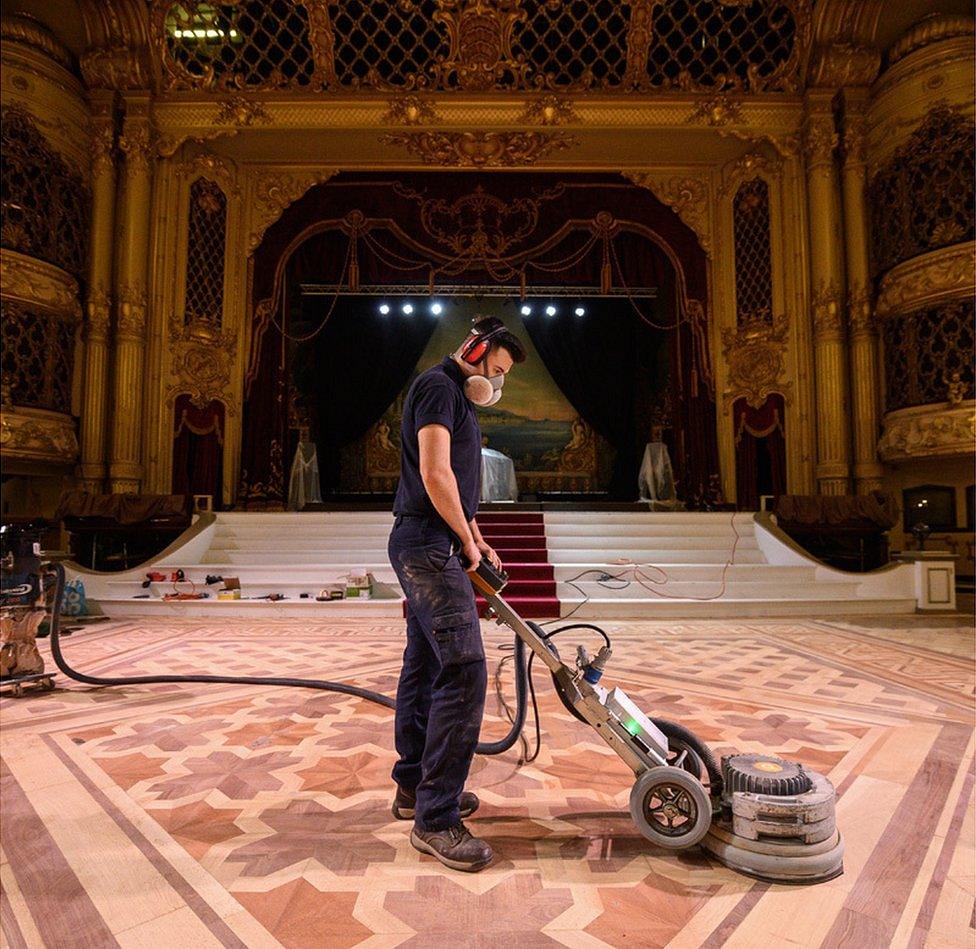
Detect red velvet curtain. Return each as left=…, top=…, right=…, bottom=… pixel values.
left=733, top=394, right=786, bottom=510
left=172, top=395, right=224, bottom=507
left=239, top=172, right=717, bottom=508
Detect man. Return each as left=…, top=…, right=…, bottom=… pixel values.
left=387, top=316, right=525, bottom=872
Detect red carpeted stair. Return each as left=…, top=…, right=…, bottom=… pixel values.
left=474, top=513, right=558, bottom=618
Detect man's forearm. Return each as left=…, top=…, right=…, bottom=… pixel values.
left=469, top=518, right=484, bottom=545
left=423, top=470, right=476, bottom=547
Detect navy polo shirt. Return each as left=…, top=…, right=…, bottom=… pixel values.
left=393, top=357, right=482, bottom=523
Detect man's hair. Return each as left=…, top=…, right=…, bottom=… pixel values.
left=471, top=316, right=526, bottom=364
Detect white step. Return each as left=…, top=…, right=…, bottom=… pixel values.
left=545, top=535, right=759, bottom=550
left=106, top=579, right=403, bottom=598
left=206, top=543, right=392, bottom=554
left=557, top=596, right=918, bottom=618
left=79, top=507, right=919, bottom=621
left=212, top=523, right=394, bottom=537
left=115, top=564, right=398, bottom=582
left=556, top=580, right=861, bottom=599
left=551, top=564, right=817, bottom=582
left=201, top=551, right=392, bottom=565
left=214, top=513, right=395, bottom=523
left=548, top=549, right=766, bottom=564
left=544, top=523, right=757, bottom=538
left=543, top=512, right=756, bottom=525
left=93, top=596, right=404, bottom=619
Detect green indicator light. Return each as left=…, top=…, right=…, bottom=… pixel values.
left=625, top=719, right=640, bottom=736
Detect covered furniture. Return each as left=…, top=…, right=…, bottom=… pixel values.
left=54, top=492, right=193, bottom=571
left=480, top=449, right=518, bottom=502
left=773, top=493, right=899, bottom=571
left=638, top=442, right=681, bottom=509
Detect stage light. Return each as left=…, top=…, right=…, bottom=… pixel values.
left=545, top=304, right=557, bottom=316
left=520, top=304, right=532, bottom=316
left=378, top=303, right=390, bottom=315
left=430, top=302, right=443, bottom=315
left=574, top=305, right=586, bottom=316
left=402, top=303, right=414, bottom=315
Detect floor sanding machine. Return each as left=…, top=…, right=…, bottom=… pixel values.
left=466, top=557, right=844, bottom=884
left=3, top=521, right=842, bottom=884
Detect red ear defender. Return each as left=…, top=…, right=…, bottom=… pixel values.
left=461, top=335, right=492, bottom=364
left=460, top=318, right=506, bottom=364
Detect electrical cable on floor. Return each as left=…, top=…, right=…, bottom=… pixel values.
left=539, top=510, right=743, bottom=625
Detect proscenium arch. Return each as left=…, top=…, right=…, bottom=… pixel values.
left=239, top=171, right=718, bottom=507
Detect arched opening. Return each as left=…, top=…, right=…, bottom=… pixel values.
left=239, top=172, right=717, bottom=508
left=172, top=395, right=224, bottom=508
left=733, top=394, right=786, bottom=510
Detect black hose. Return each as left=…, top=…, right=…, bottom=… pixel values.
left=43, top=563, right=530, bottom=757
left=528, top=622, right=722, bottom=789
left=528, top=620, right=590, bottom=725
left=43, top=564, right=717, bottom=780
left=651, top=718, right=724, bottom=793
left=478, top=636, right=528, bottom=755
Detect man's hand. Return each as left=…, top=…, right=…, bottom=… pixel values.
left=462, top=540, right=483, bottom=572
left=477, top=541, right=502, bottom=571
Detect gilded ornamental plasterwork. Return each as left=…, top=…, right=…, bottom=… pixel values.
left=378, top=130, right=578, bottom=167
left=167, top=329, right=238, bottom=413
left=151, top=0, right=812, bottom=95
left=875, top=242, right=976, bottom=319
left=846, top=283, right=875, bottom=338
left=721, top=313, right=790, bottom=409
left=212, top=95, right=273, bottom=128
left=622, top=172, right=712, bottom=257
left=877, top=401, right=976, bottom=462
left=719, top=151, right=781, bottom=199
left=685, top=93, right=743, bottom=127
left=383, top=95, right=438, bottom=126
left=0, top=249, right=81, bottom=322
left=519, top=95, right=580, bottom=127
left=811, top=279, right=845, bottom=339
left=248, top=169, right=338, bottom=253
left=0, top=405, right=79, bottom=466
left=85, top=285, right=111, bottom=343
left=175, top=149, right=240, bottom=197
left=116, top=285, right=148, bottom=339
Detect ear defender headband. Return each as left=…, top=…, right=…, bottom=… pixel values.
left=460, top=317, right=507, bottom=365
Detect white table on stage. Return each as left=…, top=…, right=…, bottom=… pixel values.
left=481, top=448, right=519, bottom=502
left=638, top=441, right=681, bottom=507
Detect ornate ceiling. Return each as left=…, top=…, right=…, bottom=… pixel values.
left=3, top=0, right=973, bottom=97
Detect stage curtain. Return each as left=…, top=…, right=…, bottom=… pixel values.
left=172, top=395, right=224, bottom=507
left=520, top=296, right=669, bottom=500
left=301, top=296, right=439, bottom=496
left=240, top=172, right=718, bottom=507
left=733, top=394, right=785, bottom=510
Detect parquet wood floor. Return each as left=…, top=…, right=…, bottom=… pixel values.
left=1, top=614, right=972, bottom=948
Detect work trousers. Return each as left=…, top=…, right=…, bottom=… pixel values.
left=387, top=514, right=487, bottom=831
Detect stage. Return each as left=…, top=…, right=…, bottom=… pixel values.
left=74, top=507, right=923, bottom=621
left=2, top=612, right=971, bottom=947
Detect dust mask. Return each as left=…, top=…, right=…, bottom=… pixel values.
left=464, top=359, right=505, bottom=407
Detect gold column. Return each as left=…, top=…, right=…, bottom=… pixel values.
left=77, top=92, right=116, bottom=493
left=803, top=92, right=851, bottom=495
left=108, top=94, right=153, bottom=494
left=841, top=90, right=884, bottom=494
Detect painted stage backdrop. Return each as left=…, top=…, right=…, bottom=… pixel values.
left=340, top=299, right=612, bottom=494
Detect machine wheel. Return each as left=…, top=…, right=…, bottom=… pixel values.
left=630, top=766, right=712, bottom=850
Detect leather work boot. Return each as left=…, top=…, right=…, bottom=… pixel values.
left=391, top=786, right=480, bottom=821
left=410, top=822, right=493, bottom=872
